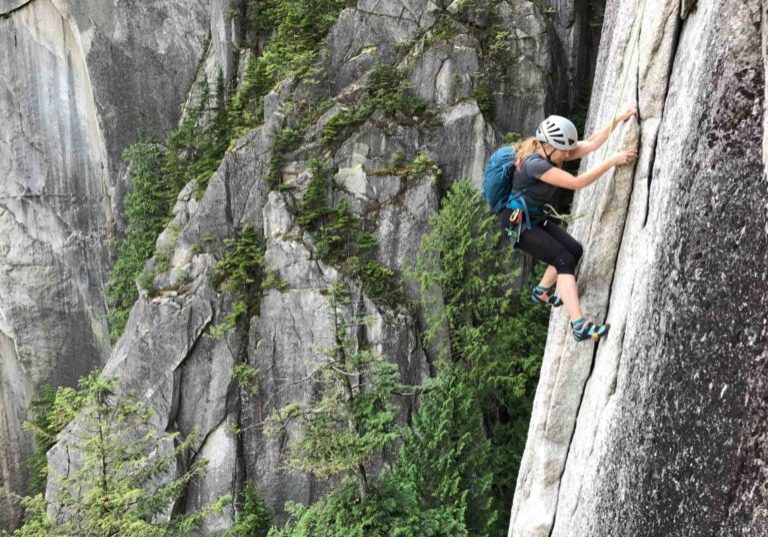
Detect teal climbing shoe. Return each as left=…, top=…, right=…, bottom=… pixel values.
left=532, top=285, right=563, bottom=307
left=570, top=318, right=610, bottom=342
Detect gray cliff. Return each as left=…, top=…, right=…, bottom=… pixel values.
left=0, top=0, right=237, bottom=528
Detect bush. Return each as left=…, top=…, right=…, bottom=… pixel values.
left=210, top=225, right=269, bottom=337
left=268, top=476, right=468, bottom=537
left=227, top=481, right=272, bottom=537
left=229, top=0, right=356, bottom=138
left=321, top=64, right=436, bottom=150
left=106, top=140, right=167, bottom=341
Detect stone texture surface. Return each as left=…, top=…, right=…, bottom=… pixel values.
left=509, top=0, right=768, bottom=535
left=0, top=0, right=225, bottom=528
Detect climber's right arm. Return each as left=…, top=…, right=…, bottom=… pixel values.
left=539, top=150, right=637, bottom=191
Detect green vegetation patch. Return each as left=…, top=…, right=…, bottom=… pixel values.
left=297, top=160, right=402, bottom=306
left=209, top=225, right=280, bottom=338
left=229, top=0, right=357, bottom=139
left=407, top=179, right=548, bottom=534
left=14, top=373, right=228, bottom=536
left=107, top=76, right=229, bottom=342
left=367, top=150, right=442, bottom=181
left=322, top=63, right=437, bottom=149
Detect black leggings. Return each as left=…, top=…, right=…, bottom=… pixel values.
left=499, top=210, right=583, bottom=275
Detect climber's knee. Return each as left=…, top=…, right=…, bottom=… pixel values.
left=553, top=251, right=577, bottom=275
left=571, top=242, right=583, bottom=264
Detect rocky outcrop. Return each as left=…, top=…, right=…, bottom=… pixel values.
left=0, top=0, right=233, bottom=529
left=509, top=0, right=767, bottom=535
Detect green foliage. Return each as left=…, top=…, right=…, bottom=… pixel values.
left=106, top=140, right=167, bottom=341
left=226, top=481, right=272, bottom=537
left=368, top=151, right=442, bottom=181
left=321, top=105, right=373, bottom=149
left=107, top=76, right=230, bottom=342
left=268, top=476, right=468, bottom=537
left=231, top=363, right=261, bottom=397
left=267, top=126, right=305, bottom=187
left=265, top=285, right=401, bottom=483
left=23, top=386, right=82, bottom=493
left=229, top=0, right=355, bottom=137
left=13, top=372, right=229, bottom=537
left=321, top=64, right=436, bottom=149
left=163, top=74, right=230, bottom=199
left=297, top=160, right=402, bottom=305
left=394, top=372, right=496, bottom=537
left=213, top=226, right=266, bottom=294
left=472, top=73, right=492, bottom=116
left=502, top=131, right=523, bottom=145
left=408, top=179, right=548, bottom=534
left=210, top=225, right=268, bottom=337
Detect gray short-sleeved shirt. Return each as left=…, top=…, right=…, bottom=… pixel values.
left=511, top=153, right=559, bottom=209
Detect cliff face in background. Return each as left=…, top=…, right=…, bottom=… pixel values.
left=1, top=0, right=602, bottom=532
left=0, top=0, right=235, bottom=528
left=509, top=0, right=768, bottom=535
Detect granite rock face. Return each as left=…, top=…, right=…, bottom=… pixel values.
left=0, top=0, right=234, bottom=529
left=508, top=0, right=768, bottom=535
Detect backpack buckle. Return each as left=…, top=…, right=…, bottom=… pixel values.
left=509, top=208, right=522, bottom=226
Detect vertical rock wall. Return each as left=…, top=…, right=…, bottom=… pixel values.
left=509, top=0, right=768, bottom=535
left=0, top=0, right=226, bottom=529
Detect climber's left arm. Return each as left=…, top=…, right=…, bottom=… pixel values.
left=564, top=106, right=637, bottom=161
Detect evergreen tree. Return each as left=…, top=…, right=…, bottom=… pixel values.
left=404, top=179, right=547, bottom=535
left=226, top=481, right=272, bottom=537
left=268, top=475, right=467, bottom=537
left=13, top=372, right=228, bottom=537
left=394, top=371, right=497, bottom=537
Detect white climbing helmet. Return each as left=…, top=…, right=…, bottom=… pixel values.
left=535, top=115, right=579, bottom=151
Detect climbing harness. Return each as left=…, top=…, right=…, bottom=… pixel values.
left=503, top=188, right=540, bottom=246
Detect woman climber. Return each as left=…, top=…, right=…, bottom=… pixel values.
left=494, top=110, right=637, bottom=342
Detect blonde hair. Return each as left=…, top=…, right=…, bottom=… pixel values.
left=514, top=137, right=540, bottom=169
left=513, top=137, right=559, bottom=169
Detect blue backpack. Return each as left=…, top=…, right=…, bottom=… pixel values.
left=482, top=146, right=517, bottom=213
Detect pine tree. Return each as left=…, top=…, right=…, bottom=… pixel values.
left=394, top=370, right=497, bottom=537
left=13, top=372, right=228, bottom=537
left=405, top=179, right=548, bottom=535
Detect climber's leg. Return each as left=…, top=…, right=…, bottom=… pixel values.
left=538, top=265, right=558, bottom=288
left=542, top=220, right=584, bottom=268
left=519, top=225, right=578, bottom=310
left=531, top=221, right=583, bottom=308
left=554, top=273, right=582, bottom=319
left=518, top=225, right=609, bottom=341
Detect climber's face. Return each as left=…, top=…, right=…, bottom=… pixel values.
left=539, top=144, right=567, bottom=165
left=549, top=149, right=568, bottom=164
